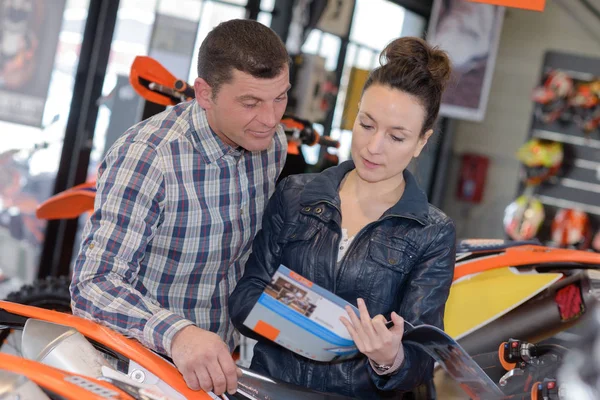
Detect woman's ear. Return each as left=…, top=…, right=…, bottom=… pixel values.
left=413, top=129, right=434, bottom=158
left=194, top=77, right=214, bottom=110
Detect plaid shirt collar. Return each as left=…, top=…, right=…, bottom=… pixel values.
left=190, top=101, right=244, bottom=163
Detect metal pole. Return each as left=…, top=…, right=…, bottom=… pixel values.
left=38, top=0, right=120, bottom=278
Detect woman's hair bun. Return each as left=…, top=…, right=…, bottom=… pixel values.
left=380, top=37, right=452, bottom=90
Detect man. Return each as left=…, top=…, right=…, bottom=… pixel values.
left=70, top=19, right=290, bottom=397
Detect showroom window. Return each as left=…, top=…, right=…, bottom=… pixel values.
left=300, top=0, right=426, bottom=163
left=0, top=0, right=91, bottom=285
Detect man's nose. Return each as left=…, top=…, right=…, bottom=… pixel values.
left=258, top=102, right=278, bottom=127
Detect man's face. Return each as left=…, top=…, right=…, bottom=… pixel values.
left=195, top=66, right=291, bottom=152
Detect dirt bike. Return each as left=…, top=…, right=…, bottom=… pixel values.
left=0, top=300, right=352, bottom=400
left=451, top=239, right=600, bottom=355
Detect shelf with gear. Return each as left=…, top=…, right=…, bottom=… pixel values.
left=504, top=50, right=600, bottom=251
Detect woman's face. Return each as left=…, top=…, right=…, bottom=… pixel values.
left=350, top=84, right=433, bottom=184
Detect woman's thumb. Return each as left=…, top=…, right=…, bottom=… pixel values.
left=390, top=312, right=405, bottom=336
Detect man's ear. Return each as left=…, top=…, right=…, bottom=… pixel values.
left=194, top=77, right=214, bottom=109
left=413, top=129, right=434, bottom=158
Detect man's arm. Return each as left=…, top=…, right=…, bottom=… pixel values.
left=70, top=140, right=193, bottom=356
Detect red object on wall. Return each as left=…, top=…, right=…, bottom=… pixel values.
left=555, top=284, right=585, bottom=321
left=456, top=154, right=490, bottom=203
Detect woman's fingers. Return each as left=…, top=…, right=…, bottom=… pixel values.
left=340, top=315, right=365, bottom=351
left=357, top=298, right=377, bottom=339
left=389, top=312, right=405, bottom=337
left=372, top=314, right=392, bottom=340
left=346, top=305, right=364, bottom=334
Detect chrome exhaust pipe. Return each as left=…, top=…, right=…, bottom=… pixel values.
left=21, top=319, right=110, bottom=378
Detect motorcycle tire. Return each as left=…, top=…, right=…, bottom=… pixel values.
left=0, top=275, right=72, bottom=349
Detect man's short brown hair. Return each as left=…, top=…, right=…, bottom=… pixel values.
left=197, top=19, right=290, bottom=97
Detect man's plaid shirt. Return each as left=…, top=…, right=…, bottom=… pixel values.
left=71, top=100, right=286, bottom=356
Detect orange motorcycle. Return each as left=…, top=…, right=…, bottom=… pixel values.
left=0, top=300, right=352, bottom=400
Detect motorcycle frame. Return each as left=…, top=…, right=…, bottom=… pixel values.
left=0, top=300, right=213, bottom=399
left=0, top=352, right=135, bottom=400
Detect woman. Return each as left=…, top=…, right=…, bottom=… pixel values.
left=229, top=36, right=455, bottom=399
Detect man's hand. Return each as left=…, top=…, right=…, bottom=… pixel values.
left=170, top=325, right=241, bottom=396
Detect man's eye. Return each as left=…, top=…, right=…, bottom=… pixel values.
left=275, top=95, right=287, bottom=102
left=243, top=103, right=258, bottom=108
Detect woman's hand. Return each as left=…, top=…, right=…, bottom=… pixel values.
left=340, top=298, right=405, bottom=367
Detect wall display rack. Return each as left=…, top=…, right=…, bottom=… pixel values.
left=516, top=50, right=600, bottom=247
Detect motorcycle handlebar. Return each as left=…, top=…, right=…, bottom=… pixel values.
left=318, top=136, right=340, bottom=149
left=174, top=79, right=195, bottom=99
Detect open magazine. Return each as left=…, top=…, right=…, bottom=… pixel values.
left=242, top=265, right=507, bottom=399
left=243, top=265, right=360, bottom=362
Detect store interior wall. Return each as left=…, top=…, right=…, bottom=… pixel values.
left=440, top=0, right=600, bottom=240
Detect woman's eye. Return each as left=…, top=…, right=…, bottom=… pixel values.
left=391, top=135, right=405, bottom=143
left=359, top=123, right=373, bottom=130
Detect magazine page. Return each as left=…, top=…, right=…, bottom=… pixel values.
left=243, top=265, right=359, bottom=362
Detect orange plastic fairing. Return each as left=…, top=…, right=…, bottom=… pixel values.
left=129, top=56, right=179, bottom=106
left=0, top=353, right=134, bottom=399
left=0, top=301, right=213, bottom=400
left=36, top=181, right=97, bottom=220
left=454, top=245, right=600, bottom=281
left=287, top=142, right=300, bottom=155
left=281, top=117, right=305, bottom=131
left=531, top=381, right=541, bottom=400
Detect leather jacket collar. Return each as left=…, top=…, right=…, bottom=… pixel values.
left=299, top=160, right=429, bottom=225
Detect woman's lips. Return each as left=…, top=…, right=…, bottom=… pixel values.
left=362, top=157, right=380, bottom=169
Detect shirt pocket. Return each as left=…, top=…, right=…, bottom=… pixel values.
left=364, top=237, right=420, bottom=306
left=367, top=237, right=419, bottom=273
